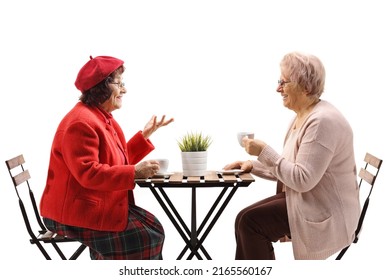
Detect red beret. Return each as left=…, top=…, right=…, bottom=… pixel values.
left=75, top=55, right=124, bottom=92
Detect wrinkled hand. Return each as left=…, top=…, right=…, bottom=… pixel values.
left=142, top=115, right=174, bottom=139
left=242, top=138, right=266, bottom=156
left=223, top=160, right=253, bottom=173
left=134, top=160, right=160, bottom=179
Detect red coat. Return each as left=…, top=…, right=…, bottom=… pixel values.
left=40, top=102, right=154, bottom=231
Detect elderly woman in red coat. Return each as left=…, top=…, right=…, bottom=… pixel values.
left=40, top=55, right=173, bottom=260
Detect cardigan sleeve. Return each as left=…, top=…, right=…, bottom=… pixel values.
left=258, top=135, right=334, bottom=192
left=257, top=114, right=343, bottom=193
left=250, top=159, right=278, bottom=181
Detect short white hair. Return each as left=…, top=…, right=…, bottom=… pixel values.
left=280, top=52, right=326, bottom=98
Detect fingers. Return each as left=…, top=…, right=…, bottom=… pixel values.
left=148, top=115, right=174, bottom=130
left=243, top=139, right=256, bottom=155
left=156, top=115, right=174, bottom=127
left=223, top=161, right=242, bottom=170
left=162, top=117, right=174, bottom=126
left=135, top=161, right=160, bottom=178
left=157, top=115, right=166, bottom=126
left=223, top=161, right=252, bottom=173
left=223, top=164, right=234, bottom=170
left=142, top=115, right=173, bottom=139
left=244, top=139, right=264, bottom=156
left=241, top=160, right=253, bottom=172
left=151, top=115, right=157, bottom=126
left=148, top=160, right=160, bottom=173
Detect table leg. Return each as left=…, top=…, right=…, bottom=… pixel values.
left=197, top=187, right=228, bottom=236
left=150, top=184, right=240, bottom=260
left=178, top=187, right=229, bottom=259
left=191, top=186, right=197, bottom=249
left=187, top=185, right=240, bottom=259
left=150, top=187, right=210, bottom=259
left=157, top=187, right=211, bottom=259
left=148, top=187, right=203, bottom=259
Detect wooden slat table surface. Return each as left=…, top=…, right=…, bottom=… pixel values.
left=135, top=171, right=255, bottom=188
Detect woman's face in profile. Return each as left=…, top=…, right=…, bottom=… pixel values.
left=277, top=74, right=305, bottom=112
left=100, top=75, right=126, bottom=113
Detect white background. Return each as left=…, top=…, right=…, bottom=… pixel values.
left=1, top=0, right=389, bottom=278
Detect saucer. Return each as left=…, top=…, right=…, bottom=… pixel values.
left=153, top=172, right=175, bottom=178
left=216, top=169, right=243, bottom=175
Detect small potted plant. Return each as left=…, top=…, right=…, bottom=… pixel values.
left=178, top=132, right=212, bottom=176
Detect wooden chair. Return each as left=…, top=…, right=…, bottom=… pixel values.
left=5, top=154, right=87, bottom=260
left=336, top=152, right=383, bottom=259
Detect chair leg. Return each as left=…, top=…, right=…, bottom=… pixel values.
left=50, top=242, right=67, bottom=260
left=34, top=241, right=52, bottom=260
left=335, top=245, right=350, bottom=260
left=51, top=242, right=87, bottom=260
left=69, top=244, right=87, bottom=260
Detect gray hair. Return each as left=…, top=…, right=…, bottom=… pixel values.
left=280, top=52, right=326, bottom=98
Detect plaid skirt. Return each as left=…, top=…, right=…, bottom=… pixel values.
left=43, top=204, right=164, bottom=260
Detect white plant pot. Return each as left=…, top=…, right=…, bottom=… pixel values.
left=181, top=151, right=207, bottom=176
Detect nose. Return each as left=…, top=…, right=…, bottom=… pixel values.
left=276, top=84, right=283, bottom=93
left=121, top=86, right=127, bottom=94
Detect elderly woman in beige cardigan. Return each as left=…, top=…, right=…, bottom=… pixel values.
left=225, top=52, right=360, bottom=260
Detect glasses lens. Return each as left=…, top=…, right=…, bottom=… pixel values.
left=278, top=80, right=289, bottom=87
left=110, top=82, right=125, bottom=88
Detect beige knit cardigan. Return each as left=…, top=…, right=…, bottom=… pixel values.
left=251, top=100, right=360, bottom=259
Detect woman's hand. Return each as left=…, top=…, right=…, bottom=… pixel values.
left=223, top=160, right=253, bottom=173
left=242, top=138, right=266, bottom=156
left=142, top=115, right=174, bottom=139
left=134, top=160, right=160, bottom=179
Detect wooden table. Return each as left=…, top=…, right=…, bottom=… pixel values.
left=135, top=171, right=255, bottom=260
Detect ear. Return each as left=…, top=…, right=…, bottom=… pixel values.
left=302, top=89, right=310, bottom=96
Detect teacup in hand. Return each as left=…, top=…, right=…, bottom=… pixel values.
left=237, top=132, right=255, bottom=147
left=155, top=159, right=169, bottom=173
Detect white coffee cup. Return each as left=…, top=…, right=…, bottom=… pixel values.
left=155, top=159, right=169, bottom=173
left=237, top=132, right=255, bottom=147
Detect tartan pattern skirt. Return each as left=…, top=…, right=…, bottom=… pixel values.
left=43, top=204, right=164, bottom=260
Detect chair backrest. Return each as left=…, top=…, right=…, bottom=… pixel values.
left=354, top=152, right=382, bottom=241
left=5, top=154, right=47, bottom=240
left=336, top=152, right=383, bottom=259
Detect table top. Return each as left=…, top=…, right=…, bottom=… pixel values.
left=135, top=171, right=255, bottom=188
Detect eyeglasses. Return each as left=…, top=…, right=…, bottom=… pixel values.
left=278, top=79, right=291, bottom=87
left=110, top=82, right=126, bottom=89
